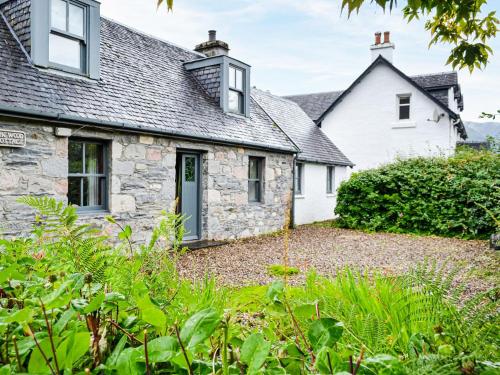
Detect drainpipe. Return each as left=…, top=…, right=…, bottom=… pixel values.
left=290, top=154, right=297, bottom=229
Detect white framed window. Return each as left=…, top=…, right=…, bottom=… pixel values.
left=228, top=65, right=245, bottom=114
left=398, top=94, right=411, bottom=120
left=326, top=166, right=335, bottom=194
left=49, top=0, right=87, bottom=73
left=295, top=162, right=304, bottom=195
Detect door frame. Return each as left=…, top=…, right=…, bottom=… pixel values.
left=176, top=150, right=203, bottom=241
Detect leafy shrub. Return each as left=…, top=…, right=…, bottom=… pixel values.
left=0, top=197, right=498, bottom=374
left=335, top=149, right=500, bottom=238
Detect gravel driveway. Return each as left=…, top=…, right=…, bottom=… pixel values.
left=178, top=226, right=498, bottom=296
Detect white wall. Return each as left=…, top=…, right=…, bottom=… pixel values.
left=321, top=64, right=461, bottom=177
left=294, top=163, right=348, bottom=225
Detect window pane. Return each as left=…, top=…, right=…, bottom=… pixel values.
left=249, top=158, right=259, bottom=179
left=68, top=3, right=84, bottom=37
left=399, top=96, right=410, bottom=105
left=51, top=0, right=67, bottom=30
left=295, top=164, right=303, bottom=194
left=85, top=143, right=104, bottom=174
left=185, top=157, right=195, bottom=182
left=228, top=90, right=243, bottom=113
left=68, top=177, right=81, bottom=206
left=399, top=105, right=410, bottom=120
left=235, top=68, right=243, bottom=90
left=83, top=176, right=104, bottom=207
left=229, top=66, right=236, bottom=88
left=249, top=181, right=260, bottom=202
left=68, top=140, right=83, bottom=173
left=49, top=33, right=81, bottom=69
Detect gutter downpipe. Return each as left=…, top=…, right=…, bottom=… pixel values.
left=290, top=154, right=297, bottom=229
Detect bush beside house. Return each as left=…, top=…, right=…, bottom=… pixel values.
left=335, top=150, right=500, bottom=239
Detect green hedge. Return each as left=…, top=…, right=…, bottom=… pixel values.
left=335, top=150, right=500, bottom=239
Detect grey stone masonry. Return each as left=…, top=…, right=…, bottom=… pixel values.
left=0, top=0, right=31, bottom=55
left=0, top=118, right=294, bottom=242
left=191, top=65, right=221, bottom=102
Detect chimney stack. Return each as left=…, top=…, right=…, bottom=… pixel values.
left=383, top=31, right=390, bottom=43
left=195, top=30, right=230, bottom=57
left=370, top=30, right=395, bottom=63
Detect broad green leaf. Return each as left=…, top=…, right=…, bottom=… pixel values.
left=180, top=308, right=221, bottom=349
left=83, top=292, right=105, bottom=313
left=53, top=309, right=76, bottom=335
left=28, top=337, right=59, bottom=374
left=106, top=334, right=128, bottom=367
left=115, top=347, right=145, bottom=375
left=3, top=308, right=33, bottom=324
left=137, top=336, right=179, bottom=363
left=0, top=265, right=25, bottom=283
left=307, top=318, right=343, bottom=351
left=138, top=300, right=166, bottom=329
left=171, top=349, right=193, bottom=370
left=240, top=333, right=271, bottom=374
left=105, top=292, right=126, bottom=303
left=42, top=279, right=74, bottom=309
left=315, top=347, right=341, bottom=374
left=266, top=280, right=284, bottom=303
left=293, top=303, right=317, bottom=319
left=58, top=332, right=91, bottom=368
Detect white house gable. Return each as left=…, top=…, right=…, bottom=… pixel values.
left=320, top=62, right=461, bottom=173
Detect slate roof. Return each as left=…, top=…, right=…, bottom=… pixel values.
left=282, top=91, right=344, bottom=123
left=285, top=67, right=464, bottom=122
left=252, top=89, right=353, bottom=166
left=0, top=16, right=298, bottom=153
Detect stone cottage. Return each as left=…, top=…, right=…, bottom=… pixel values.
left=0, top=0, right=300, bottom=241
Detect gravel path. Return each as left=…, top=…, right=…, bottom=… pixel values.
left=178, top=226, right=498, bottom=296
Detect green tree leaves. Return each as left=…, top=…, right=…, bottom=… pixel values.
left=341, top=0, right=498, bottom=71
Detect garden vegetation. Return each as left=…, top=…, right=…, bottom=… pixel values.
left=0, top=197, right=498, bottom=374
left=335, top=149, right=500, bottom=239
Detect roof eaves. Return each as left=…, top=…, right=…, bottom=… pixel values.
left=0, top=103, right=298, bottom=154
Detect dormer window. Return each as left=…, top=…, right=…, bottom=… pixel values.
left=50, top=0, right=87, bottom=73
left=228, top=65, right=244, bottom=114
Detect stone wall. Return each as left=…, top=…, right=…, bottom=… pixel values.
left=0, top=118, right=293, bottom=242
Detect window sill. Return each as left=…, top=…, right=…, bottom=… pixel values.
left=76, top=209, right=110, bottom=217
left=326, top=193, right=336, bottom=198
left=392, top=121, right=416, bottom=129
left=294, top=194, right=305, bottom=199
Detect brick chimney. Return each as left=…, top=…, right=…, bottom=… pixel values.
left=195, top=30, right=229, bottom=57
left=370, top=31, right=395, bottom=63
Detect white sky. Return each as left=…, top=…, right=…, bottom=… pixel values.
left=99, top=0, right=500, bottom=122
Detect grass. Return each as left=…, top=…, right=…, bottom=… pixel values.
left=267, top=264, right=300, bottom=276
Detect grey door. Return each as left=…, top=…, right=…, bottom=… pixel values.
left=180, top=153, right=200, bottom=240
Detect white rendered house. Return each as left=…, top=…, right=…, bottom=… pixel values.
left=252, top=89, right=353, bottom=225
left=285, top=32, right=467, bottom=177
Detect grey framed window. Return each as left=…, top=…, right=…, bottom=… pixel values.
left=295, top=162, right=304, bottom=195
left=398, top=95, right=411, bottom=120
left=248, top=157, right=263, bottom=202
left=68, top=139, right=107, bottom=210
left=49, top=0, right=87, bottom=73
left=326, top=166, right=335, bottom=194
left=228, top=65, right=245, bottom=114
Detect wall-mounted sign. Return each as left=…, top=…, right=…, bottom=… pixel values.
left=0, top=129, right=26, bottom=147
